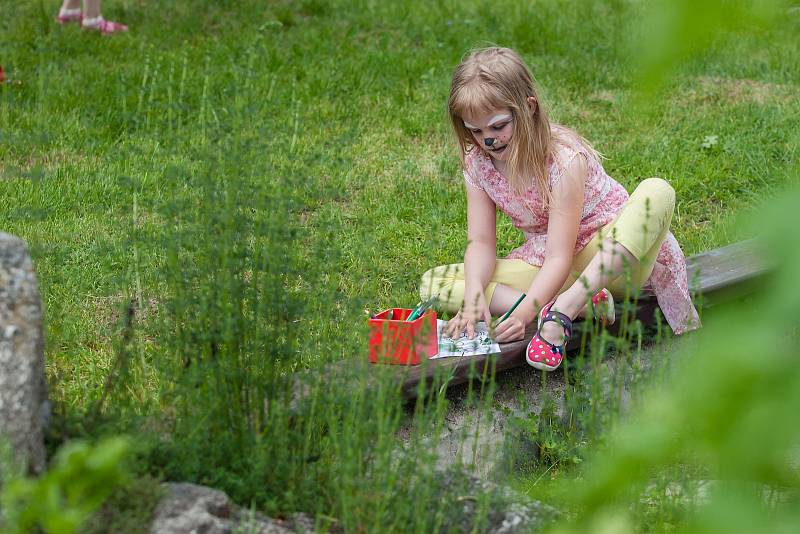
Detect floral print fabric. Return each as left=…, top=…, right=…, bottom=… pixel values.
left=462, top=129, right=700, bottom=334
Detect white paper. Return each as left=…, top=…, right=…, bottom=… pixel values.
left=432, top=319, right=501, bottom=358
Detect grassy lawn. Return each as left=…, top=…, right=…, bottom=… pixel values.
left=2, top=0, right=799, bottom=530
left=3, top=0, right=797, bottom=401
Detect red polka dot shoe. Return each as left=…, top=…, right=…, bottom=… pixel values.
left=526, top=300, right=573, bottom=372
left=591, top=288, right=615, bottom=326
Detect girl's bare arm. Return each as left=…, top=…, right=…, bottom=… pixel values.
left=496, top=154, right=586, bottom=338
left=445, top=182, right=497, bottom=339
left=464, top=182, right=497, bottom=304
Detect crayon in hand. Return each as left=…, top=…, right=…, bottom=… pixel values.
left=495, top=293, right=526, bottom=326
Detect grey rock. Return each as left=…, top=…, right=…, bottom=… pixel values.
left=431, top=470, right=559, bottom=533
left=0, top=233, right=47, bottom=475
left=411, top=337, right=676, bottom=478
left=150, top=483, right=233, bottom=534
left=150, top=482, right=316, bottom=534
left=400, top=365, right=569, bottom=478
left=395, top=341, right=678, bottom=532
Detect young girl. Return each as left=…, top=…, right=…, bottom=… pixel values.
left=420, top=47, right=699, bottom=371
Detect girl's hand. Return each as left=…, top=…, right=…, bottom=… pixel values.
left=443, top=311, right=467, bottom=339
left=444, top=301, right=492, bottom=340
left=493, top=313, right=527, bottom=343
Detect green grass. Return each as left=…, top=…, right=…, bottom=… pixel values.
left=2, top=0, right=798, bottom=397
left=1, top=0, right=799, bottom=532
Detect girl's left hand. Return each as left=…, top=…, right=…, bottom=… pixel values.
left=493, top=314, right=527, bottom=343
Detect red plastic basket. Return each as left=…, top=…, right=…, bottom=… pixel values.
left=368, top=308, right=438, bottom=365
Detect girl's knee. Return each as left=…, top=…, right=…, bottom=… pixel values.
left=419, top=264, right=457, bottom=300
left=419, top=267, right=438, bottom=301
left=639, top=177, right=675, bottom=209
left=632, top=178, right=675, bottom=226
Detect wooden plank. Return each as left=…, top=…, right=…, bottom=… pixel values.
left=396, top=302, right=663, bottom=400
left=294, top=240, right=771, bottom=405
left=688, top=239, right=769, bottom=293
left=395, top=239, right=770, bottom=399
left=398, top=327, right=534, bottom=399
left=686, top=239, right=771, bottom=306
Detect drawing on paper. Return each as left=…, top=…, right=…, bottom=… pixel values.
left=433, top=320, right=501, bottom=358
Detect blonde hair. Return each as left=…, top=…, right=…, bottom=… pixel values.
left=448, top=47, right=599, bottom=201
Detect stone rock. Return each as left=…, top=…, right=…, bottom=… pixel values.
left=150, top=482, right=316, bottom=534
left=432, top=470, right=559, bottom=533
left=0, top=233, right=47, bottom=475
left=409, top=338, right=674, bottom=478
left=399, top=365, right=569, bottom=478
left=481, top=486, right=559, bottom=534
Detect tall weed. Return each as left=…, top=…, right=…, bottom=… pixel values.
left=98, top=49, right=500, bottom=530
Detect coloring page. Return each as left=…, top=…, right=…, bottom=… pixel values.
left=433, top=320, right=501, bottom=358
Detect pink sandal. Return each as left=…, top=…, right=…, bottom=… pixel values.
left=526, top=300, right=572, bottom=371
left=56, top=8, right=82, bottom=24
left=591, top=288, right=615, bottom=326
left=82, top=16, right=128, bottom=34
left=526, top=289, right=614, bottom=371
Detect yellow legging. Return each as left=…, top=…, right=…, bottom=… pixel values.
left=420, top=177, right=675, bottom=312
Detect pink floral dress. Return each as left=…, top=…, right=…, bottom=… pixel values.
left=462, top=129, right=700, bottom=334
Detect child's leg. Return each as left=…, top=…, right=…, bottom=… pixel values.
left=419, top=259, right=538, bottom=316
left=542, top=178, right=675, bottom=340
left=83, top=0, right=101, bottom=19
left=58, top=0, right=82, bottom=21
left=79, top=0, right=128, bottom=32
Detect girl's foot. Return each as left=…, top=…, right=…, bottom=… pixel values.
left=57, top=7, right=82, bottom=24
left=526, top=288, right=612, bottom=371
left=575, top=288, right=616, bottom=325
left=526, top=300, right=572, bottom=371
left=82, top=16, right=128, bottom=34
left=591, top=288, right=615, bottom=326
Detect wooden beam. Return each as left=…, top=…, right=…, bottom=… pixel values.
left=394, top=239, right=771, bottom=400
left=295, top=240, right=772, bottom=405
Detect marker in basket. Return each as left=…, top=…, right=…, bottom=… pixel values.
left=370, top=310, right=394, bottom=320
left=495, top=293, right=526, bottom=325
left=406, top=302, right=421, bottom=321
left=406, top=296, right=437, bottom=321
left=406, top=302, right=426, bottom=322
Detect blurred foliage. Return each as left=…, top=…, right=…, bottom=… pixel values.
left=551, top=1, right=800, bottom=532
left=634, top=0, right=786, bottom=92
left=0, top=438, right=129, bottom=534
left=556, top=187, right=800, bottom=532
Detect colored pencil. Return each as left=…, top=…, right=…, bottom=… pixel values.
left=406, top=302, right=421, bottom=321
left=497, top=293, right=526, bottom=324
left=407, top=296, right=437, bottom=321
